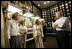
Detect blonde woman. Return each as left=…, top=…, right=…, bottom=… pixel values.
left=33, top=19, right=44, bottom=48
left=19, top=21, right=27, bottom=48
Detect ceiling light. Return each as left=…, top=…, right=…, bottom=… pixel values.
left=14, top=1, right=15, bottom=2
left=47, top=1, right=50, bottom=3
left=38, top=4, right=40, bottom=6
left=44, top=2, right=46, bottom=4
left=16, top=1, right=18, bottom=3
left=8, top=5, right=22, bottom=14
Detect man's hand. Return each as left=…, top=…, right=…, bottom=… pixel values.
left=54, top=23, right=58, bottom=28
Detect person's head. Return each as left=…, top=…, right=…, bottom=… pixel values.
left=41, top=21, right=44, bottom=25
left=55, top=11, right=62, bottom=19
left=12, top=12, right=20, bottom=21
left=20, top=20, right=25, bottom=26
left=1, top=1, right=8, bottom=8
left=40, top=20, right=45, bottom=26
left=35, top=19, right=40, bottom=25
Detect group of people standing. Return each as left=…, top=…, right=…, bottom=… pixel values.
left=1, top=1, right=71, bottom=48
left=2, top=11, right=71, bottom=48
left=33, top=19, right=47, bottom=48
left=6, top=12, right=46, bottom=48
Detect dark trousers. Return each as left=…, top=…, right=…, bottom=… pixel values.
left=56, top=31, right=69, bottom=48
left=43, top=34, right=46, bottom=42
left=9, top=36, right=20, bottom=48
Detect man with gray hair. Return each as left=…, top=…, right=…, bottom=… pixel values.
left=52, top=11, right=69, bottom=48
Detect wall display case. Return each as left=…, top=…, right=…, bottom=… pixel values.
left=64, top=1, right=71, bottom=17
left=69, top=2, right=71, bottom=10
left=42, top=9, right=45, bottom=18
left=69, top=1, right=71, bottom=16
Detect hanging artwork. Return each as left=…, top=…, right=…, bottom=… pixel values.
left=18, top=2, right=23, bottom=8
left=22, top=7, right=27, bottom=14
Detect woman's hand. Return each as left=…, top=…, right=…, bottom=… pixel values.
left=42, top=34, right=44, bottom=38
left=23, top=32, right=27, bottom=34
left=33, top=35, right=36, bottom=39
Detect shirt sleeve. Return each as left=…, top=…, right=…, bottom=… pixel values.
left=6, top=21, right=11, bottom=39
left=52, top=20, right=58, bottom=28
left=19, top=26, right=22, bottom=34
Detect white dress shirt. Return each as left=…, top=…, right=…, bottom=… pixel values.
left=52, top=16, right=69, bottom=31
left=6, top=19, right=20, bottom=39
left=33, top=24, right=44, bottom=38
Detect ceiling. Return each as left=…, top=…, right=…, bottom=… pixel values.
left=32, top=1, right=60, bottom=9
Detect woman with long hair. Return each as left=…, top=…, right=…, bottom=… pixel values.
left=33, top=19, right=44, bottom=48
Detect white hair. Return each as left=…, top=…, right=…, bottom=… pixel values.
left=40, top=19, right=45, bottom=24
left=55, top=11, right=62, bottom=16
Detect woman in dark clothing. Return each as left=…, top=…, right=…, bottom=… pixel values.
left=43, top=25, right=47, bottom=42
left=40, top=20, right=47, bottom=47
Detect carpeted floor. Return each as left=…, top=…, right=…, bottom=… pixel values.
left=44, top=36, right=58, bottom=48
left=27, top=36, right=58, bottom=48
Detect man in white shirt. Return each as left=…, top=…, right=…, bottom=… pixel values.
left=52, top=11, right=69, bottom=48
left=7, top=12, right=20, bottom=48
